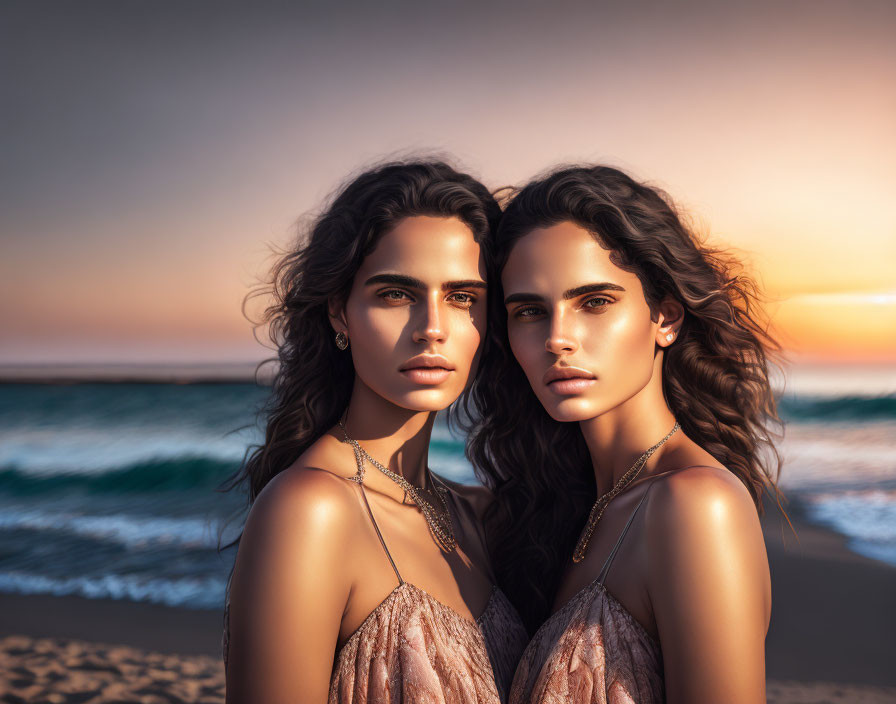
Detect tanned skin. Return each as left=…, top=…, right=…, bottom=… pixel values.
left=502, top=221, right=771, bottom=704
left=226, top=216, right=497, bottom=704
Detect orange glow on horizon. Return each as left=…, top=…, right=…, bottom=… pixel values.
left=770, top=293, right=896, bottom=363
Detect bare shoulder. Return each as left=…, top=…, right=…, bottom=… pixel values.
left=436, top=475, right=494, bottom=520
left=647, top=465, right=757, bottom=530
left=645, top=465, right=768, bottom=590
left=645, top=466, right=764, bottom=564
left=241, top=464, right=361, bottom=551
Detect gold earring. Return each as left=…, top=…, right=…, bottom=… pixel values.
left=335, top=331, right=349, bottom=350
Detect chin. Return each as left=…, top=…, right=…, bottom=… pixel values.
left=541, top=397, right=602, bottom=423
left=393, top=387, right=463, bottom=413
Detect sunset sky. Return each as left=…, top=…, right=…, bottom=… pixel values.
left=1, top=0, right=894, bottom=365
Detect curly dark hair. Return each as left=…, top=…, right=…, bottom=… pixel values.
left=220, top=159, right=501, bottom=522
left=459, top=165, right=784, bottom=634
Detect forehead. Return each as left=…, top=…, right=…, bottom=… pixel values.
left=359, top=215, right=485, bottom=281
left=502, top=221, right=635, bottom=295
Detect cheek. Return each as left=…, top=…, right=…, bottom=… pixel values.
left=591, top=312, right=636, bottom=349
left=507, top=325, right=543, bottom=378
left=351, top=304, right=409, bottom=343
left=453, top=309, right=486, bottom=367
left=584, top=308, right=656, bottom=380
left=344, top=308, right=407, bottom=380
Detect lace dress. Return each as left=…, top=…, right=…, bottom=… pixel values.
left=509, top=484, right=664, bottom=704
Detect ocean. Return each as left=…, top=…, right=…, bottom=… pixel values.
left=1, top=371, right=894, bottom=611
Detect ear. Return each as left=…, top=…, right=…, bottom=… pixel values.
left=655, top=297, right=685, bottom=348
left=327, top=296, right=349, bottom=335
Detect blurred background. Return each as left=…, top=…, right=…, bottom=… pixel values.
left=1, top=1, right=894, bottom=701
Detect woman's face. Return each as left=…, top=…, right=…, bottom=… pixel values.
left=337, top=215, right=488, bottom=412
left=502, top=220, right=670, bottom=423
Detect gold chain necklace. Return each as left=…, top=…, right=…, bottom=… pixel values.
left=338, top=420, right=457, bottom=553
left=572, top=421, right=680, bottom=563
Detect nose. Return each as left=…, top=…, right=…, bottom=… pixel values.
left=545, top=309, right=578, bottom=355
left=413, top=294, right=447, bottom=344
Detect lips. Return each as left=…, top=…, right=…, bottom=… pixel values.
left=543, top=365, right=596, bottom=395
left=399, top=355, right=455, bottom=385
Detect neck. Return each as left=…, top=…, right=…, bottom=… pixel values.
left=340, top=377, right=436, bottom=488
left=579, top=354, right=677, bottom=496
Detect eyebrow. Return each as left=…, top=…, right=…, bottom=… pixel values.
left=504, top=282, right=625, bottom=305
left=364, top=274, right=487, bottom=291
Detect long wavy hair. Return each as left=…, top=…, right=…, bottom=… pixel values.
left=460, top=165, right=784, bottom=634
left=220, top=159, right=500, bottom=530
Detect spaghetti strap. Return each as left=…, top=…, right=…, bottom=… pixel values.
left=595, top=465, right=726, bottom=583
left=344, top=441, right=404, bottom=586
left=356, top=482, right=404, bottom=586
left=596, top=481, right=655, bottom=585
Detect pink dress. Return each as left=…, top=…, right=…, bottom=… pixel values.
left=223, top=478, right=529, bottom=703
left=509, top=485, right=664, bottom=704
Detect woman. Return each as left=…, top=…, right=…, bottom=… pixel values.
left=463, top=165, right=783, bottom=703
left=223, top=160, right=528, bottom=703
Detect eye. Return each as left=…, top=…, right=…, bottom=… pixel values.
left=513, top=305, right=544, bottom=320
left=447, top=291, right=477, bottom=308
left=583, top=297, right=611, bottom=310
left=378, top=289, right=413, bottom=304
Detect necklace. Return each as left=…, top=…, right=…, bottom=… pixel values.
left=338, top=420, right=457, bottom=553
left=572, top=421, right=680, bottom=563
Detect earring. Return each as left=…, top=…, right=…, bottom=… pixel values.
left=665, top=332, right=675, bottom=342
left=335, top=331, right=349, bottom=350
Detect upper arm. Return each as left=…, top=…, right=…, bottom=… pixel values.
left=226, top=468, right=358, bottom=704
left=646, top=468, right=771, bottom=704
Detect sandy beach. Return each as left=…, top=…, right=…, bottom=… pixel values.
left=1, top=499, right=894, bottom=704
